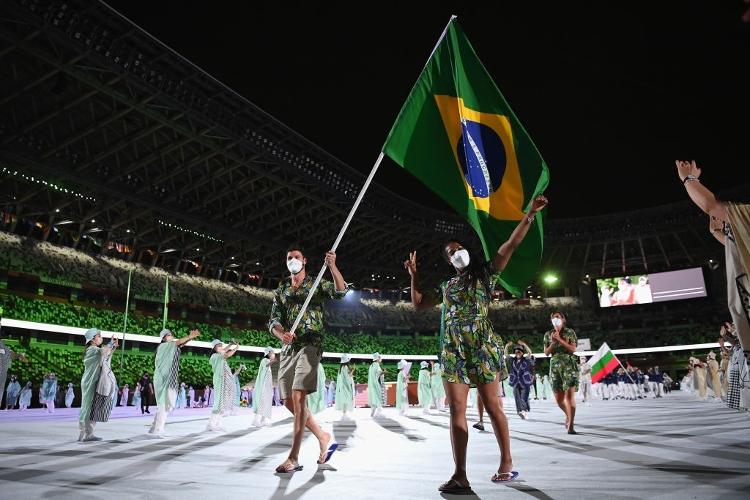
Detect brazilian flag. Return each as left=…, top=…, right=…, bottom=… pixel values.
left=383, top=19, right=549, bottom=297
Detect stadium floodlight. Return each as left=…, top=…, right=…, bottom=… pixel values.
left=543, top=274, right=558, bottom=285
left=54, top=208, right=60, bottom=213
left=55, top=220, right=74, bottom=225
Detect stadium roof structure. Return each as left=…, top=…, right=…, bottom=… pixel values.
left=0, top=0, right=739, bottom=294
left=0, top=0, right=480, bottom=287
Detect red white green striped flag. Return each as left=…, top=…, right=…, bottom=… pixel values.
left=589, top=342, right=620, bottom=383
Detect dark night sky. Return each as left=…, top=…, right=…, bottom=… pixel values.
left=105, top=1, right=749, bottom=219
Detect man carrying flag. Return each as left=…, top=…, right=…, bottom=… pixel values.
left=395, top=17, right=549, bottom=492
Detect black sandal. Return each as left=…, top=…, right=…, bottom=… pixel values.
left=275, top=460, right=303, bottom=473
left=438, top=478, right=472, bottom=494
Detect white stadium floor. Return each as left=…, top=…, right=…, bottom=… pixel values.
left=0, top=392, right=748, bottom=499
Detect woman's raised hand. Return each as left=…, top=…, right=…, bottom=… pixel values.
left=404, top=250, right=417, bottom=277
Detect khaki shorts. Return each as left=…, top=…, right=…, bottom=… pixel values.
left=278, top=344, right=322, bottom=399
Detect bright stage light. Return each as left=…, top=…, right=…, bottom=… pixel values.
left=543, top=274, right=558, bottom=285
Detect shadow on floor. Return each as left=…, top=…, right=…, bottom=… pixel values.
left=332, top=419, right=358, bottom=451
left=373, top=416, right=425, bottom=442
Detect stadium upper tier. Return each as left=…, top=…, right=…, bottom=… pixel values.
left=0, top=230, right=727, bottom=353
left=0, top=0, right=741, bottom=295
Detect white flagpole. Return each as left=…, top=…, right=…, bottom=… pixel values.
left=288, top=14, right=459, bottom=336
left=119, top=269, right=132, bottom=371
left=289, top=152, right=384, bottom=335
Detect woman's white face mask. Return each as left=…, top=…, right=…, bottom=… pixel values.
left=551, top=317, right=563, bottom=328
left=287, top=257, right=304, bottom=274
left=451, top=249, right=470, bottom=270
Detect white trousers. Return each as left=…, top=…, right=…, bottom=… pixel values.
left=149, top=407, right=168, bottom=435
left=46, top=401, right=55, bottom=413
left=78, top=420, right=97, bottom=440
left=580, top=381, right=592, bottom=402
left=207, top=412, right=223, bottom=431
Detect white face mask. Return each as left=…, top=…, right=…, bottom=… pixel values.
left=551, top=317, right=563, bottom=328
left=286, top=257, right=304, bottom=274
left=450, top=249, right=470, bottom=269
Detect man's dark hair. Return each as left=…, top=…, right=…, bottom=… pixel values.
left=286, top=242, right=305, bottom=257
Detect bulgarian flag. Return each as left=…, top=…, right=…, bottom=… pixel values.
left=589, top=343, right=620, bottom=383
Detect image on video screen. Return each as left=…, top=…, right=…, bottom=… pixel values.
left=596, top=268, right=706, bottom=308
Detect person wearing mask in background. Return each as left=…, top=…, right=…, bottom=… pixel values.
left=368, top=353, right=384, bottom=418
left=19, top=381, right=32, bottom=410
left=430, top=360, right=446, bottom=412
left=504, top=341, right=535, bottom=419
left=417, top=361, right=433, bottom=415
left=187, top=385, right=195, bottom=408
left=204, top=384, right=213, bottom=407
left=0, top=337, right=28, bottom=408
left=132, top=382, right=142, bottom=411
left=119, top=384, right=129, bottom=407
left=707, top=352, right=721, bottom=400
left=336, top=354, right=355, bottom=421
left=544, top=312, right=579, bottom=434
left=206, top=339, right=239, bottom=432
left=579, top=356, right=592, bottom=406
left=79, top=328, right=118, bottom=441
left=42, top=372, right=58, bottom=414
left=4, top=375, right=21, bottom=410
left=396, top=359, right=411, bottom=417
left=253, top=347, right=275, bottom=427
left=65, top=383, right=75, bottom=408
left=148, top=328, right=200, bottom=438
left=139, top=373, right=154, bottom=415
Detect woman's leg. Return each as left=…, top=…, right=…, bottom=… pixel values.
left=565, top=387, right=577, bottom=433
left=553, top=390, right=569, bottom=426
left=477, top=380, right=513, bottom=475
left=444, top=382, right=470, bottom=487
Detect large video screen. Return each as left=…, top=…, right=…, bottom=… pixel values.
left=596, top=267, right=706, bottom=308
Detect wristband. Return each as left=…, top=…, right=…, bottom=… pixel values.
left=682, top=174, right=698, bottom=184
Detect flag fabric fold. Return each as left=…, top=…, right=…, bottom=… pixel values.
left=383, top=19, right=549, bottom=296
left=589, top=343, right=620, bottom=383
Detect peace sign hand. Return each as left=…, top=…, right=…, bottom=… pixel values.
left=404, top=251, right=417, bottom=278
